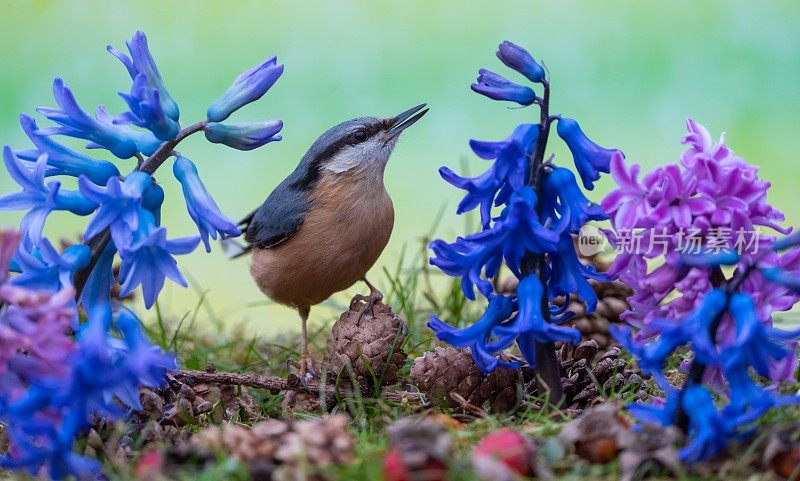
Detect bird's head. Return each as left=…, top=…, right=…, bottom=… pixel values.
left=299, top=104, right=428, bottom=182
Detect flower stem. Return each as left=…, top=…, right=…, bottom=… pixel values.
left=72, top=121, right=209, bottom=300
left=520, top=79, right=564, bottom=404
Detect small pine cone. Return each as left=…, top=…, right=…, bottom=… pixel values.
left=323, top=301, right=408, bottom=390
left=273, top=414, right=355, bottom=481
left=282, top=390, right=331, bottom=414
left=188, top=419, right=288, bottom=465
left=549, top=344, right=648, bottom=411
left=411, top=346, right=519, bottom=414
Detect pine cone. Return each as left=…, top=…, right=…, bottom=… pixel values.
left=273, top=414, right=354, bottom=481
left=411, top=346, right=520, bottom=414
left=543, top=343, right=648, bottom=411
left=167, top=415, right=353, bottom=481
left=131, top=371, right=259, bottom=438
left=323, top=301, right=408, bottom=390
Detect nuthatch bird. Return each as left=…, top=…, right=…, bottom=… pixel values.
left=225, top=104, right=428, bottom=373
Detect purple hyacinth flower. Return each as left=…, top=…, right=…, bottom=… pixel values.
left=204, top=120, right=283, bottom=151
left=556, top=117, right=618, bottom=190
left=172, top=156, right=240, bottom=252
left=648, top=164, right=715, bottom=229
left=11, top=239, right=90, bottom=292
left=541, top=167, right=608, bottom=233
left=78, top=171, right=153, bottom=247
left=36, top=79, right=161, bottom=158
left=600, top=152, right=654, bottom=228
left=14, top=114, right=120, bottom=184
left=117, top=211, right=200, bottom=308
left=207, top=56, right=284, bottom=122
left=428, top=294, right=517, bottom=372
left=107, top=31, right=179, bottom=122
left=496, top=41, right=545, bottom=83
left=115, top=74, right=180, bottom=141
left=0, top=147, right=97, bottom=244
left=471, top=69, right=537, bottom=106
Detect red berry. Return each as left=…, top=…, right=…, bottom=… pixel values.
left=473, top=428, right=534, bottom=476
left=384, top=447, right=448, bottom=481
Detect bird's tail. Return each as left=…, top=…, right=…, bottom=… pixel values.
left=220, top=237, right=252, bottom=259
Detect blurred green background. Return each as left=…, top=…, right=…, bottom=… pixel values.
left=1, top=1, right=799, bottom=335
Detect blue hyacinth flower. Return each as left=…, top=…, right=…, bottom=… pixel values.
left=612, top=289, right=728, bottom=375
left=117, top=210, right=200, bottom=308
left=762, top=266, right=800, bottom=294
left=78, top=171, right=153, bottom=247
left=429, top=187, right=560, bottom=299
left=547, top=233, right=610, bottom=312
left=469, top=123, right=538, bottom=190
left=113, top=307, right=176, bottom=404
left=36, top=79, right=161, bottom=158
left=494, top=275, right=580, bottom=365
left=721, top=349, right=799, bottom=426
left=11, top=239, right=90, bottom=292
left=79, top=242, right=117, bottom=320
left=0, top=147, right=97, bottom=244
left=15, top=114, right=120, bottom=185
left=172, top=156, right=240, bottom=252
left=556, top=117, right=618, bottom=190
left=107, top=31, right=180, bottom=122
left=142, top=181, right=165, bottom=226
left=204, top=120, right=283, bottom=151
left=207, top=56, right=284, bottom=122
left=496, top=41, right=546, bottom=83
left=115, top=74, right=180, bottom=141
left=728, top=291, right=800, bottom=377
left=541, top=167, right=608, bottom=233
left=471, top=69, right=537, bottom=106
left=439, top=164, right=502, bottom=228
left=679, top=385, right=731, bottom=462
left=428, top=294, right=518, bottom=372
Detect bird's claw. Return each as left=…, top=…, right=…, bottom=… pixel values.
left=287, top=356, right=317, bottom=383
left=350, top=289, right=383, bottom=320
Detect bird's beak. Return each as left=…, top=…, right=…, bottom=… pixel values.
left=387, top=103, right=428, bottom=137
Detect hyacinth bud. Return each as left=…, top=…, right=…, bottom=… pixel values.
left=556, top=117, right=619, bottom=190
left=204, top=120, right=283, bottom=151
left=471, top=69, right=536, bottom=106
left=107, top=31, right=180, bottom=122
left=496, top=40, right=546, bottom=83
left=206, top=56, right=284, bottom=122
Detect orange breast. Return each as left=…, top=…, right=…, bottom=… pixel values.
left=250, top=171, right=394, bottom=308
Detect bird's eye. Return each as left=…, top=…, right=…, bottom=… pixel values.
left=352, top=129, right=368, bottom=143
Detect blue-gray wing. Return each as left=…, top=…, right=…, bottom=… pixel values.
left=242, top=181, right=309, bottom=249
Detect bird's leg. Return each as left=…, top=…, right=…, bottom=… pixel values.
left=349, top=276, right=383, bottom=319
left=288, top=305, right=315, bottom=379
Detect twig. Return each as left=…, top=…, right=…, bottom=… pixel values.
left=170, top=369, right=424, bottom=405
